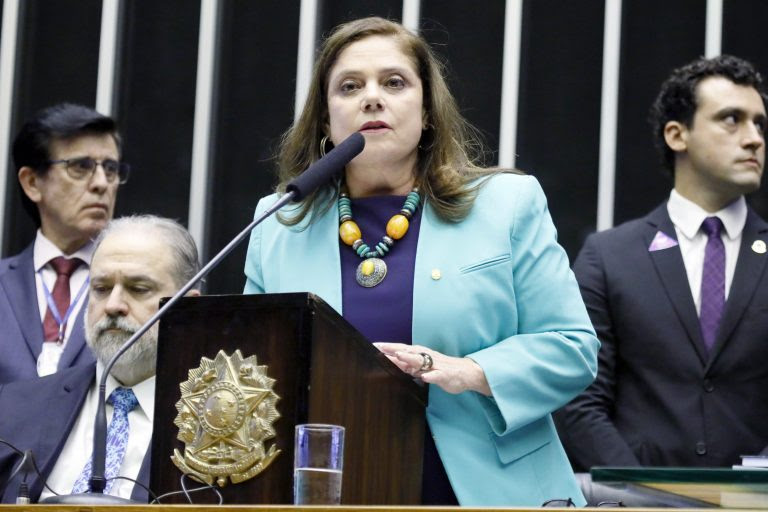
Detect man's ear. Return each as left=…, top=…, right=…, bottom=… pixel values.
left=663, top=120, right=688, bottom=153
left=18, top=167, right=43, bottom=203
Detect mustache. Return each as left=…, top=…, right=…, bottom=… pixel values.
left=91, top=315, right=142, bottom=338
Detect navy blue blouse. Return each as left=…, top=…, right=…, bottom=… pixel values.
left=339, top=195, right=458, bottom=505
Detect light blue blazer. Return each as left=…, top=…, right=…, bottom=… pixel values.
left=244, top=173, right=599, bottom=506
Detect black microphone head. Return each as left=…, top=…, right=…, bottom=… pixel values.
left=286, top=132, right=365, bottom=201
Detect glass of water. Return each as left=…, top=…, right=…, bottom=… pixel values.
left=293, top=424, right=345, bottom=505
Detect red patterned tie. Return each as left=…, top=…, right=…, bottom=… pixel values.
left=42, top=256, right=83, bottom=342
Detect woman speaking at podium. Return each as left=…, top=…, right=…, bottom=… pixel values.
left=243, top=16, right=598, bottom=506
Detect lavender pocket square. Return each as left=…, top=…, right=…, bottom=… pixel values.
left=649, top=230, right=678, bottom=251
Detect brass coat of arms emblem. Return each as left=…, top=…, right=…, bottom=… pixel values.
left=171, top=349, right=281, bottom=486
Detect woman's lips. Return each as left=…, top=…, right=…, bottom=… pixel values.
left=360, top=121, right=391, bottom=132
left=739, top=158, right=762, bottom=168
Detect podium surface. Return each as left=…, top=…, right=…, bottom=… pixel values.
left=152, top=293, right=427, bottom=505
left=592, top=467, right=768, bottom=508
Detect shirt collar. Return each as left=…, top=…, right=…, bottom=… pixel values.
left=33, top=229, right=96, bottom=272
left=667, top=189, right=747, bottom=241
left=95, top=360, right=156, bottom=422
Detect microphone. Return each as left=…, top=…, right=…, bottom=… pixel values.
left=8, top=450, right=34, bottom=504
left=286, top=132, right=364, bottom=200
left=40, top=131, right=364, bottom=504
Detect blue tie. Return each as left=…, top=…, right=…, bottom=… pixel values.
left=72, top=387, right=139, bottom=494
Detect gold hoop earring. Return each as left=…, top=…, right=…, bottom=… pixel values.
left=320, top=136, right=329, bottom=157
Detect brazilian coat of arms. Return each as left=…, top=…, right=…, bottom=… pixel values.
left=171, top=349, right=281, bottom=486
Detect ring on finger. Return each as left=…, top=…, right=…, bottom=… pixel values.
left=419, top=352, right=434, bottom=372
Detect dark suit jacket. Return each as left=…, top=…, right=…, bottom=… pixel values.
left=0, top=363, right=150, bottom=502
left=0, top=243, right=94, bottom=384
left=557, top=203, right=768, bottom=470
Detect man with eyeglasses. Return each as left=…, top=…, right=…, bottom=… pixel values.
left=0, top=103, right=129, bottom=384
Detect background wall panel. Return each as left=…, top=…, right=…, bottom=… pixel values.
left=319, top=0, right=402, bottom=38
left=515, top=0, right=604, bottom=260
left=420, top=0, right=505, bottom=159
left=206, top=0, right=301, bottom=294
left=4, top=0, right=768, bottom=290
left=112, top=0, right=200, bottom=228
left=3, top=0, right=101, bottom=255
left=613, top=0, right=705, bottom=226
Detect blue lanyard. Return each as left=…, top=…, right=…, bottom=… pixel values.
left=40, top=270, right=90, bottom=343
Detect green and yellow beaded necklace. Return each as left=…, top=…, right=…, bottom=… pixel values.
left=338, top=187, right=421, bottom=288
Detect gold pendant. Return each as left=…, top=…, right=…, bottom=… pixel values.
left=356, top=258, right=387, bottom=287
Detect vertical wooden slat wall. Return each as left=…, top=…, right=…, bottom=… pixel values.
left=3, top=0, right=768, bottom=292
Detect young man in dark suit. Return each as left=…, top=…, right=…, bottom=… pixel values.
left=0, top=103, right=128, bottom=383
left=558, top=55, right=768, bottom=469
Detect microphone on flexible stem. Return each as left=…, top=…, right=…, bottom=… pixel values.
left=284, top=132, right=364, bottom=200
left=40, top=132, right=365, bottom=504
left=9, top=450, right=34, bottom=504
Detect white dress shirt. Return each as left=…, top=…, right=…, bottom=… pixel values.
left=33, top=231, right=94, bottom=377
left=39, top=363, right=155, bottom=501
left=667, top=189, right=746, bottom=314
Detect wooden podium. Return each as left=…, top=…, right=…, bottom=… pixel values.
left=151, top=293, right=427, bottom=505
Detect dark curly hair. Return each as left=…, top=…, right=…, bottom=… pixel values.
left=649, top=54, right=767, bottom=173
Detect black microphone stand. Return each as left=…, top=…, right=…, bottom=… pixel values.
left=41, top=192, right=297, bottom=504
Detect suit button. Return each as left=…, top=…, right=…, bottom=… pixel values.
left=703, top=379, right=714, bottom=392
left=696, top=441, right=707, bottom=455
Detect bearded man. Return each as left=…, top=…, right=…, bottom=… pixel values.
left=0, top=215, right=200, bottom=502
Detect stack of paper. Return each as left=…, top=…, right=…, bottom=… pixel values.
left=733, top=455, right=768, bottom=470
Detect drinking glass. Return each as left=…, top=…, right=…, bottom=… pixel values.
left=293, top=424, right=345, bottom=505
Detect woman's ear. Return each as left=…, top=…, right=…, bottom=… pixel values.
left=323, top=120, right=331, bottom=140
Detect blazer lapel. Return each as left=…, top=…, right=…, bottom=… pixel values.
left=57, top=303, right=95, bottom=370
left=0, top=245, right=45, bottom=361
left=412, top=200, right=452, bottom=353
left=708, top=209, right=768, bottom=366
left=132, top=446, right=152, bottom=502
left=645, top=204, right=709, bottom=364
left=280, top=198, right=343, bottom=313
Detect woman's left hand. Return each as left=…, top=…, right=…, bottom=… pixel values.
left=373, top=342, right=492, bottom=396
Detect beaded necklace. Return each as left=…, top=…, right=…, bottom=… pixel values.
left=338, top=187, right=421, bottom=287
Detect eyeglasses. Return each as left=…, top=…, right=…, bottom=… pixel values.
left=542, top=497, right=625, bottom=508
left=542, top=497, right=576, bottom=507
left=47, top=157, right=130, bottom=184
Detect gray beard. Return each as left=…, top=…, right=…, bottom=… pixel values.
left=85, top=313, right=158, bottom=386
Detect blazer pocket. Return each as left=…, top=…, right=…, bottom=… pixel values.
left=459, top=254, right=511, bottom=274
left=489, top=417, right=552, bottom=464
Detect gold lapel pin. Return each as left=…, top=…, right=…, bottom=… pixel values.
left=752, top=240, right=766, bottom=254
